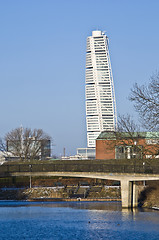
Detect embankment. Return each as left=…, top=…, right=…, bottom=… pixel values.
left=0, top=186, right=121, bottom=201
left=139, top=181, right=159, bottom=208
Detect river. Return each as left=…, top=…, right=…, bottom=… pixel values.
left=0, top=201, right=159, bottom=239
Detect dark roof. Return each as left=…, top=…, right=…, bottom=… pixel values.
left=97, top=131, right=159, bottom=140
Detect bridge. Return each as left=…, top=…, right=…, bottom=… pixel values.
left=0, top=159, right=159, bottom=208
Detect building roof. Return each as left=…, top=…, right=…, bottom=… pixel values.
left=97, top=131, right=159, bottom=140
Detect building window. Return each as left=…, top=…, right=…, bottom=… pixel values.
left=115, top=145, right=142, bottom=159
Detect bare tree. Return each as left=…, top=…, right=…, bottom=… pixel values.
left=5, top=127, right=51, bottom=161
left=117, top=114, right=140, bottom=136
left=129, top=72, right=159, bottom=131
left=0, top=138, right=7, bottom=152
left=115, top=114, right=159, bottom=160
left=110, top=73, right=159, bottom=160
left=113, top=114, right=142, bottom=159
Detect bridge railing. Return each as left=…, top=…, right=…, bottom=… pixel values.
left=0, top=163, right=159, bottom=175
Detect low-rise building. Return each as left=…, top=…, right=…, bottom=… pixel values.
left=77, top=148, right=96, bottom=159
left=96, top=131, right=159, bottom=160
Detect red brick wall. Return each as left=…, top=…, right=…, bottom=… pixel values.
left=96, top=140, right=115, bottom=159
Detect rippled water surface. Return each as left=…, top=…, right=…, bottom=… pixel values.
left=0, top=201, right=159, bottom=239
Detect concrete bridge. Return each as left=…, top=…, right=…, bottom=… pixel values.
left=1, top=160, right=159, bottom=208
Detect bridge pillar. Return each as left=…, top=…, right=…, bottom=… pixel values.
left=121, top=180, right=131, bottom=208
left=120, top=180, right=139, bottom=208
left=132, top=181, right=139, bottom=208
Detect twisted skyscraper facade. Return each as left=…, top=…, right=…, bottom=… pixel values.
left=86, top=30, right=117, bottom=148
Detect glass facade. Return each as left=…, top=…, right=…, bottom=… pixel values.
left=77, top=148, right=96, bottom=159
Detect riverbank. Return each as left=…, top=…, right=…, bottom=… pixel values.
left=1, top=183, right=159, bottom=210
left=0, top=186, right=121, bottom=201
left=139, top=181, right=159, bottom=209
left=29, top=198, right=121, bottom=202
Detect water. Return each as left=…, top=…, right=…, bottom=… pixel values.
left=0, top=201, right=159, bottom=240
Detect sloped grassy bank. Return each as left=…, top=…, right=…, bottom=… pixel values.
left=139, top=181, right=159, bottom=209
left=0, top=186, right=121, bottom=201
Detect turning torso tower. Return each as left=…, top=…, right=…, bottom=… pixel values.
left=85, top=30, right=117, bottom=148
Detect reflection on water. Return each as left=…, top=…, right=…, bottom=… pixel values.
left=0, top=201, right=158, bottom=240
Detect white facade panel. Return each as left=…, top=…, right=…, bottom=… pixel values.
left=87, top=132, right=101, bottom=148
left=85, top=30, right=117, bottom=148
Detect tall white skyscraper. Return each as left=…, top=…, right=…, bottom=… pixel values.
left=86, top=30, right=117, bottom=148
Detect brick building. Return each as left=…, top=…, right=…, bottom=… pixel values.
left=96, top=131, right=159, bottom=160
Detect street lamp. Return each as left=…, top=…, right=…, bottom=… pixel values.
left=29, top=164, right=32, bottom=188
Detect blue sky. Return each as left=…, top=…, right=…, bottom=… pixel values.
left=0, top=0, right=159, bottom=156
